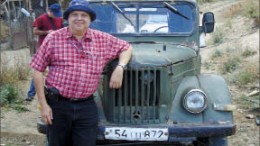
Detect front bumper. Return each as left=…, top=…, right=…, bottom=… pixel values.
left=97, top=124, right=236, bottom=142
left=38, top=119, right=236, bottom=143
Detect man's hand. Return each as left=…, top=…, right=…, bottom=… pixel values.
left=46, top=30, right=54, bottom=34
left=40, top=102, right=53, bottom=125
left=109, top=66, right=124, bottom=89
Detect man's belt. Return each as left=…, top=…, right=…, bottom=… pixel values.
left=59, top=95, right=94, bottom=103
left=45, top=87, right=93, bottom=103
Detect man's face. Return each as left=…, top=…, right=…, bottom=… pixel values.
left=68, top=11, right=91, bottom=32
left=48, top=10, right=56, bottom=18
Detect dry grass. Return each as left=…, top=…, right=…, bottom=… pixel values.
left=0, top=20, right=10, bottom=42
left=243, top=0, right=260, bottom=27
left=223, top=3, right=243, bottom=18
left=197, top=0, right=215, bottom=3
left=222, top=0, right=259, bottom=26
left=210, top=44, right=259, bottom=85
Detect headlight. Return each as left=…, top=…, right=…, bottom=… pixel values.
left=183, top=89, right=208, bottom=114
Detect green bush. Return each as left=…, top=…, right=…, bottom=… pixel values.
left=242, top=48, right=257, bottom=57
left=235, top=95, right=260, bottom=109
left=0, top=84, right=28, bottom=112
left=244, top=0, right=259, bottom=26
left=212, top=27, right=224, bottom=44
left=237, top=71, right=254, bottom=85
left=221, top=57, right=241, bottom=73
left=211, top=49, right=223, bottom=58
left=0, top=84, right=18, bottom=105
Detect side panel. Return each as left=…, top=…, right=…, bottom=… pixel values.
left=199, top=74, right=233, bottom=124
left=169, top=75, right=203, bottom=123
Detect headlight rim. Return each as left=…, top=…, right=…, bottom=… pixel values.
left=183, top=89, right=208, bottom=114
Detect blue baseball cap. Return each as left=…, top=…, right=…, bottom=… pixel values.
left=63, top=0, right=96, bottom=21
left=49, top=3, right=62, bottom=17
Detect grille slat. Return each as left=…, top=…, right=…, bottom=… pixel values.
left=118, top=87, right=122, bottom=122
left=152, top=68, right=157, bottom=121
left=112, top=89, right=116, bottom=122
left=141, top=70, right=144, bottom=123
left=130, top=69, right=133, bottom=123
left=124, top=72, right=128, bottom=122
left=146, top=70, right=151, bottom=124
left=135, top=71, right=139, bottom=122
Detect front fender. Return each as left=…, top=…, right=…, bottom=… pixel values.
left=169, top=74, right=234, bottom=124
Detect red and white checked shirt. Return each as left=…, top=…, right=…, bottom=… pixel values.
left=30, top=27, right=130, bottom=98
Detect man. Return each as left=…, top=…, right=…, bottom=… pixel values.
left=26, top=3, right=63, bottom=101
left=30, top=0, right=133, bottom=145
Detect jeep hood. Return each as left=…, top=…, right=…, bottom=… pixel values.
left=130, top=43, right=197, bottom=67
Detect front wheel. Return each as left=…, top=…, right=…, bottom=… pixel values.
left=44, top=137, right=48, bottom=146
left=195, top=137, right=227, bottom=146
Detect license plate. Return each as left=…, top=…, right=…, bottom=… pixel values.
left=104, top=127, right=168, bottom=141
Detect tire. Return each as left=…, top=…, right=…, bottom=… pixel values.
left=45, top=137, right=49, bottom=146
left=195, top=137, right=227, bottom=146
left=208, top=137, right=227, bottom=146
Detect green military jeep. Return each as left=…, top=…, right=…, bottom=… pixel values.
left=38, top=0, right=236, bottom=145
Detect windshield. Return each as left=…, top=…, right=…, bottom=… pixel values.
left=89, top=1, right=196, bottom=35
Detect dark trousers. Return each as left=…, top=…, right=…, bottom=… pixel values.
left=47, top=97, right=98, bottom=146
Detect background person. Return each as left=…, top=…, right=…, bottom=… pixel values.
left=26, top=3, right=63, bottom=101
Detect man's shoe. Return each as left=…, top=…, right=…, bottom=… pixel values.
left=25, top=96, right=34, bottom=101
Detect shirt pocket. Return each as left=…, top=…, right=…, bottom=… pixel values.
left=89, top=53, right=104, bottom=75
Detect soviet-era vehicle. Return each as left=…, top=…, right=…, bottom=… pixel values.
left=37, top=0, right=236, bottom=145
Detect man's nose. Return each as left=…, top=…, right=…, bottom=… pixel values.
left=76, top=15, right=83, bottom=20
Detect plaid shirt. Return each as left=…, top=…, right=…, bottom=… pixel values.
left=30, top=27, right=130, bottom=98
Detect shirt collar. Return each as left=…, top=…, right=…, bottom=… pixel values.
left=65, top=27, right=92, bottom=41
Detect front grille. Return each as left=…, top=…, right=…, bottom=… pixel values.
left=104, top=68, right=162, bottom=124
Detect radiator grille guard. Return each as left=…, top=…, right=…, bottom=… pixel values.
left=103, top=68, right=162, bottom=124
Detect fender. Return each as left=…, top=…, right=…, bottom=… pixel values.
left=169, top=74, right=233, bottom=124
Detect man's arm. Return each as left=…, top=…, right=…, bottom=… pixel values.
left=109, top=46, right=133, bottom=89
left=33, top=70, right=53, bottom=124
left=33, top=27, right=53, bottom=36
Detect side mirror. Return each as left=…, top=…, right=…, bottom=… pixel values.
left=202, top=12, right=215, bottom=33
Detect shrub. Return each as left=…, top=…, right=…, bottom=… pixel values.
left=212, top=27, right=224, bottom=44
left=0, top=84, right=18, bottom=105
left=211, top=49, right=223, bottom=58
left=237, top=62, right=259, bottom=85
left=243, top=0, right=260, bottom=26
left=242, top=48, right=257, bottom=57
left=0, top=68, right=19, bottom=87
left=237, top=71, right=254, bottom=86
left=16, top=63, right=30, bottom=80
left=0, top=84, right=28, bottom=112
left=220, top=56, right=241, bottom=73
left=235, top=95, right=260, bottom=109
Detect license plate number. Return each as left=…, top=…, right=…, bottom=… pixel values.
left=105, top=127, right=168, bottom=141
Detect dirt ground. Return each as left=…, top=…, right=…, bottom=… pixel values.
left=1, top=0, right=259, bottom=146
